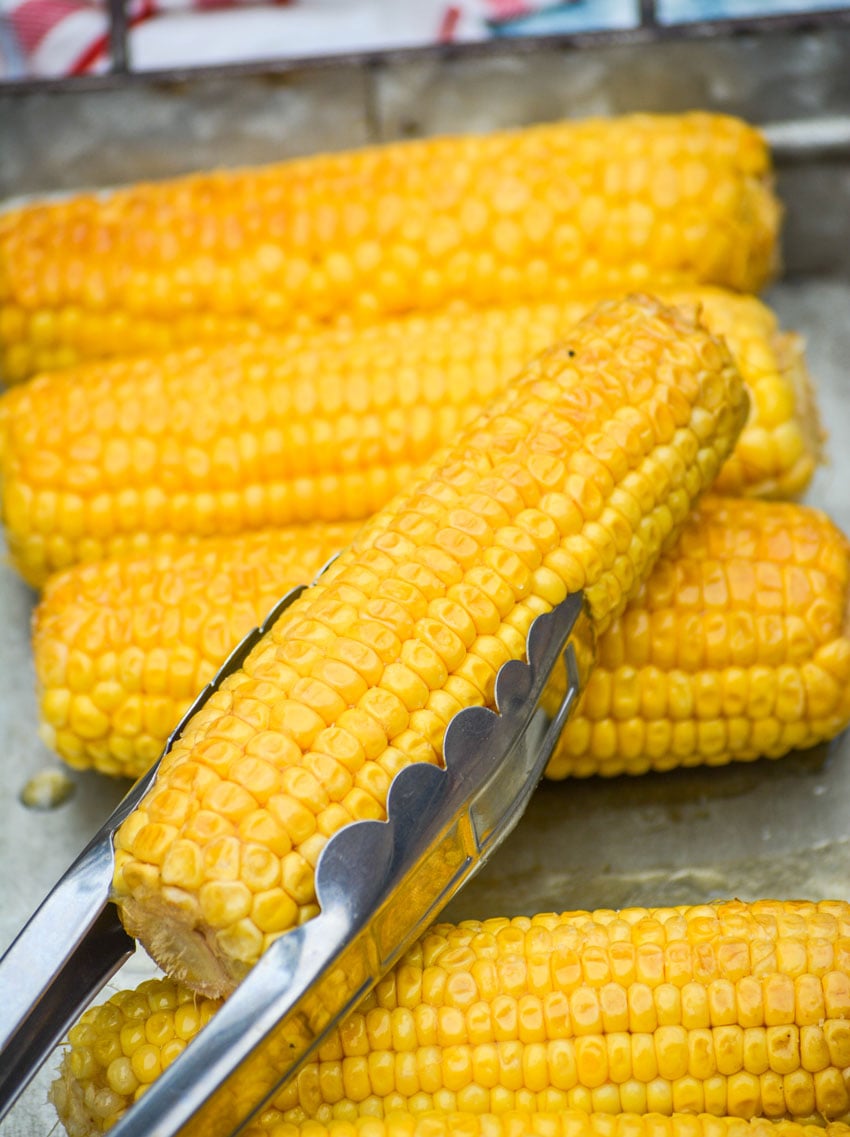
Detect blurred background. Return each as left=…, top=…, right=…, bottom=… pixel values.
left=2, top=0, right=849, bottom=83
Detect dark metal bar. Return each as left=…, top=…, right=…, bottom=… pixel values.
left=639, top=0, right=658, bottom=28
left=107, top=0, right=129, bottom=72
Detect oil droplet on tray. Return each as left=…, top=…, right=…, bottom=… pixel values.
left=19, top=768, right=75, bottom=810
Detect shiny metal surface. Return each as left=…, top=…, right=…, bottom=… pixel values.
left=0, top=801, right=137, bottom=1118
left=0, top=575, right=591, bottom=1136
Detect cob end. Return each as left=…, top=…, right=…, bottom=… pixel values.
left=117, top=891, right=240, bottom=998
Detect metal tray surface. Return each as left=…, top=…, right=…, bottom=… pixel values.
left=1, top=34, right=850, bottom=1133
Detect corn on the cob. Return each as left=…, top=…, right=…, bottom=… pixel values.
left=33, top=522, right=362, bottom=778
left=51, top=1109, right=850, bottom=1137
left=33, top=498, right=850, bottom=783
left=0, top=112, right=779, bottom=384
left=50, top=899, right=850, bottom=1134
left=109, top=295, right=748, bottom=996
left=248, top=1118, right=850, bottom=1137
left=0, top=287, right=811, bottom=588
left=548, top=496, right=850, bottom=777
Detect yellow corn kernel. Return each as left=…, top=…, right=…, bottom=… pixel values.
left=50, top=900, right=850, bottom=1134
left=110, top=296, right=746, bottom=996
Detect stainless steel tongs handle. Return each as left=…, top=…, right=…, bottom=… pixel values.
left=0, top=769, right=148, bottom=1117
left=0, top=586, right=593, bottom=1137
left=0, top=582, right=308, bottom=1120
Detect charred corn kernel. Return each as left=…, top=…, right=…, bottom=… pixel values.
left=50, top=900, right=850, bottom=1135
left=110, top=296, right=747, bottom=995
left=548, top=496, right=850, bottom=777
left=35, top=497, right=848, bottom=782
left=32, top=523, right=361, bottom=778
left=1, top=112, right=779, bottom=383
left=0, top=287, right=813, bottom=587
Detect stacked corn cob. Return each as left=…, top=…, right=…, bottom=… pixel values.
left=33, top=497, right=850, bottom=781
left=50, top=1105, right=850, bottom=1137
left=0, top=112, right=779, bottom=384
left=2, top=112, right=817, bottom=789
left=0, top=287, right=822, bottom=587
left=550, top=496, right=850, bottom=778
left=1, top=111, right=848, bottom=1137
left=50, top=899, right=850, bottom=1135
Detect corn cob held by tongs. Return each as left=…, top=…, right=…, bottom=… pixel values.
left=0, top=566, right=592, bottom=1137
left=0, top=296, right=748, bottom=1135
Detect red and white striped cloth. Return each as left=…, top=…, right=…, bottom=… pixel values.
left=3, top=2, right=841, bottom=81
left=2, top=0, right=294, bottom=76
left=0, top=0, right=576, bottom=79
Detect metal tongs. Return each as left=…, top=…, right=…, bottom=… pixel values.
left=0, top=578, right=594, bottom=1137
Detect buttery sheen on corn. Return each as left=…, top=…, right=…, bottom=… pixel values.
left=33, top=522, right=362, bottom=778
left=110, top=296, right=748, bottom=996
left=0, top=112, right=780, bottom=383
left=50, top=1107, right=850, bottom=1137
left=50, top=900, right=850, bottom=1134
left=0, top=287, right=816, bottom=588
left=33, top=499, right=850, bottom=782
left=236, top=1117, right=850, bottom=1137
left=548, top=496, right=850, bottom=777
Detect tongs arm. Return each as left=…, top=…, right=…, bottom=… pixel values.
left=0, top=583, right=309, bottom=1121
left=0, top=773, right=152, bottom=1117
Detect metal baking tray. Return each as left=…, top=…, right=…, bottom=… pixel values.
left=1, top=21, right=850, bottom=1136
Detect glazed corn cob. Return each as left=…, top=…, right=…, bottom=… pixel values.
left=110, top=295, right=748, bottom=996
left=0, top=287, right=813, bottom=588
left=33, top=522, right=362, bottom=778
left=33, top=498, right=850, bottom=782
left=0, top=112, right=779, bottom=384
left=548, top=496, right=850, bottom=777
left=50, top=899, right=850, bottom=1133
